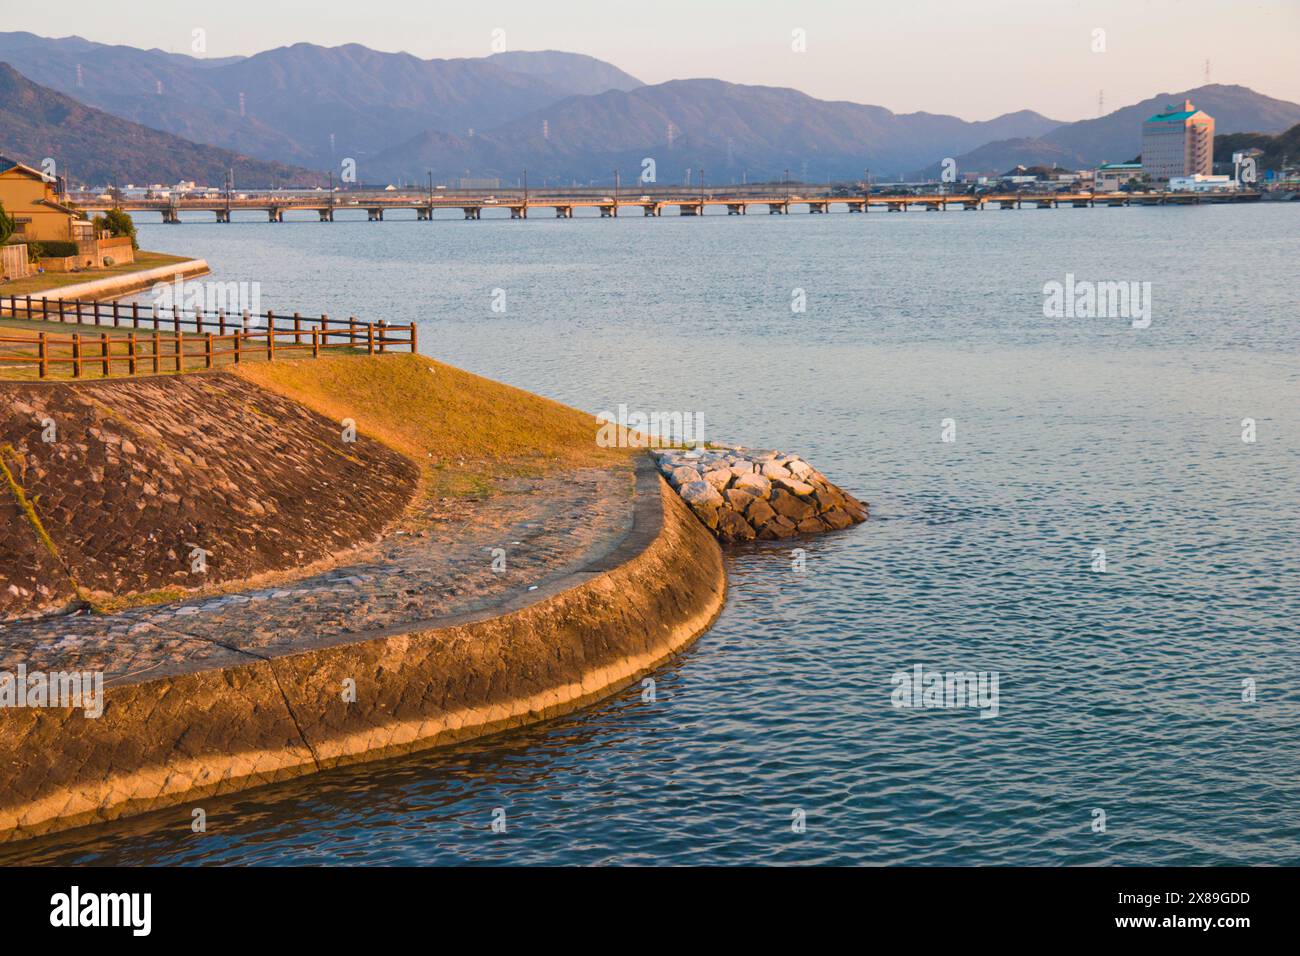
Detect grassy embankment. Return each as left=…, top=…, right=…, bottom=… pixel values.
left=0, top=251, right=190, bottom=298
left=0, top=323, right=633, bottom=499
left=233, top=352, right=633, bottom=499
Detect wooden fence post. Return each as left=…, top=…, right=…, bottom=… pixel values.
left=409, top=323, right=417, bottom=354
left=133, top=301, right=140, bottom=328
left=152, top=331, right=161, bottom=373
left=312, top=328, right=320, bottom=358
left=294, top=312, right=302, bottom=346
left=41, top=297, right=49, bottom=321
left=175, top=331, right=185, bottom=373
left=128, top=333, right=137, bottom=374
left=234, top=330, right=242, bottom=364
left=100, top=332, right=110, bottom=377
left=205, top=333, right=213, bottom=369
left=112, top=301, right=120, bottom=327
left=366, top=324, right=374, bottom=354
left=378, top=320, right=387, bottom=354
left=38, top=333, right=47, bottom=379
left=24, top=295, right=32, bottom=320
left=72, top=333, right=82, bottom=378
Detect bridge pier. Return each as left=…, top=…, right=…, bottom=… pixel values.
left=416, top=206, right=432, bottom=221
left=162, top=208, right=181, bottom=224
left=726, top=203, right=746, bottom=215
left=367, top=208, right=384, bottom=221
left=599, top=205, right=617, bottom=217
left=998, top=199, right=1019, bottom=210
left=886, top=201, right=907, bottom=212
left=318, top=208, right=334, bottom=222
left=267, top=207, right=284, bottom=223
left=962, top=200, right=982, bottom=210
left=847, top=201, right=866, bottom=213
left=215, top=209, right=231, bottom=223
left=463, top=207, right=481, bottom=220
left=766, top=203, right=787, bottom=214
left=642, top=204, right=660, bottom=216
left=808, top=202, right=828, bottom=213
left=509, top=206, right=527, bottom=219
left=555, top=205, right=573, bottom=218
left=679, top=203, right=701, bottom=216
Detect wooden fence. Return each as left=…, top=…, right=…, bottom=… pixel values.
left=0, top=294, right=417, bottom=379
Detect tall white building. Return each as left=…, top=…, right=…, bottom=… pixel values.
left=1141, top=100, right=1215, bottom=181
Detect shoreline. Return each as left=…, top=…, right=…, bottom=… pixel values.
left=0, top=456, right=725, bottom=842
left=6, top=256, right=209, bottom=304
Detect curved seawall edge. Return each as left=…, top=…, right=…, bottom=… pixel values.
left=0, top=460, right=726, bottom=842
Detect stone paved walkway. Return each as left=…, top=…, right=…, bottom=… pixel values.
left=0, top=464, right=635, bottom=687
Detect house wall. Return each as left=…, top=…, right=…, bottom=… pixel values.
left=0, top=170, right=76, bottom=242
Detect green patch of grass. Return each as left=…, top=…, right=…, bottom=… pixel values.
left=89, top=587, right=190, bottom=615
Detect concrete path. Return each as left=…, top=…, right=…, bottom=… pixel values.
left=0, top=463, right=635, bottom=687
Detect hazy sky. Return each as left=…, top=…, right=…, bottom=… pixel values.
left=8, top=0, right=1298, bottom=121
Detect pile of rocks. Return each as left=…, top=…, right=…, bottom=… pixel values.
left=652, top=447, right=867, bottom=543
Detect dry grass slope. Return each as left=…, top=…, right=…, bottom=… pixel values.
left=233, top=352, right=632, bottom=498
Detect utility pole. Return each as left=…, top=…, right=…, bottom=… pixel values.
left=428, top=170, right=433, bottom=206
left=614, top=168, right=620, bottom=202
left=785, top=168, right=790, bottom=201
left=699, top=167, right=705, bottom=211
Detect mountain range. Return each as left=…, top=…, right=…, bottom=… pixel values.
left=0, top=62, right=320, bottom=187
left=919, top=84, right=1300, bottom=178
left=2, top=31, right=1298, bottom=188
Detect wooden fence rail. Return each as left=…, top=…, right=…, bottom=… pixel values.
left=0, top=319, right=416, bottom=380
left=0, top=293, right=414, bottom=348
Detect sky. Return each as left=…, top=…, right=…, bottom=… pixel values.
left=5, top=0, right=1297, bottom=121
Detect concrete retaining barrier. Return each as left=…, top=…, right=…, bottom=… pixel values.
left=30, top=258, right=209, bottom=302
left=0, top=456, right=725, bottom=841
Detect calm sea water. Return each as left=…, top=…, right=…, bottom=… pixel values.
left=8, top=203, right=1298, bottom=865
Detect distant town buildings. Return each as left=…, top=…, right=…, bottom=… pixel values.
left=1141, top=99, right=1214, bottom=180
left=1095, top=162, right=1143, bottom=191
left=1168, top=173, right=1234, bottom=192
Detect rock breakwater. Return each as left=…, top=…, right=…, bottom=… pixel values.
left=652, top=446, right=867, bottom=543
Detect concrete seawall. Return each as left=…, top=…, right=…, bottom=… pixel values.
left=0, top=457, right=725, bottom=841
left=31, top=258, right=209, bottom=302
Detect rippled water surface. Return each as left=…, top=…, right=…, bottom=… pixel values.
left=8, top=203, right=1298, bottom=865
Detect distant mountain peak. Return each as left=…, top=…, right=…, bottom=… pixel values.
left=486, top=49, right=642, bottom=95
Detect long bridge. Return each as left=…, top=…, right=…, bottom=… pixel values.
left=67, top=190, right=1265, bottom=222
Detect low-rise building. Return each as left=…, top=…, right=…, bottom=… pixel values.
left=1168, top=174, right=1234, bottom=192
left=0, top=157, right=94, bottom=242
left=1095, top=162, right=1143, bottom=191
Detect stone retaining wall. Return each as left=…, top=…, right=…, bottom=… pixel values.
left=654, top=446, right=867, bottom=543
left=0, top=457, right=726, bottom=841
left=0, top=373, right=418, bottom=620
